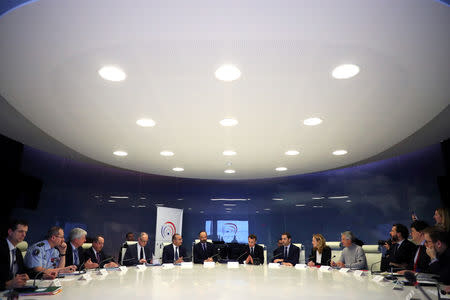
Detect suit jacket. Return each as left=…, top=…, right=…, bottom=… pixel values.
left=273, top=244, right=300, bottom=266
left=83, top=247, right=115, bottom=268
left=389, top=239, right=416, bottom=267
left=65, top=243, right=85, bottom=269
left=122, top=243, right=152, bottom=266
left=239, top=244, right=264, bottom=265
left=162, top=244, right=187, bottom=264
left=429, top=247, right=450, bottom=284
left=406, top=245, right=431, bottom=273
left=193, top=242, right=216, bottom=264
left=308, top=246, right=332, bottom=266
left=0, top=239, right=26, bottom=291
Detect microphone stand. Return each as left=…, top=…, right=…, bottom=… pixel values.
left=370, top=260, right=382, bottom=275
left=404, top=271, right=432, bottom=300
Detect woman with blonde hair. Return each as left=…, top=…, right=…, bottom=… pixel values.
left=307, top=233, right=332, bottom=266
left=434, top=207, right=450, bottom=232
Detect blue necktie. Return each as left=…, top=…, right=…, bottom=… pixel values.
left=175, top=247, right=179, bottom=260
left=74, top=249, right=79, bottom=265
left=284, top=247, right=288, bottom=259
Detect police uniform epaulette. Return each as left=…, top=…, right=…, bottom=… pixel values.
left=36, top=242, right=45, bottom=247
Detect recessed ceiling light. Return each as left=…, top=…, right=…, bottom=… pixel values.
left=275, top=167, right=287, bottom=172
left=98, top=66, right=126, bottom=82
left=210, top=198, right=248, bottom=201
left=110, top=196, right=129, bottom=199
left=223, top=204, right=237, bottom=206
left=332, top=64, right=360, bottom=79
left=215, top=64, right=241, bottom=81
left=295, top=204, right=306, bottom=207
left=223, top=150, right=237, bottom=156
left=303, top=117, right=323, bottom=126
left=333, top=150, right=348, bottom=156
left=313, top=205, right=323, bottom=208
left=139, top=197, right=146, bottom=200
left=177, top=198, right=183, bottom=201
left=225, top=208, right=232, bottom=210
left=285, top=150, right=299, bottom=156
left=113, top=150, right=128, bottom=157
left=155, top=203, right=164, bottom=206
left=108, top=199, right=116, bottom=203
left=160, top=151, right=174, bottom=157
left=346, top=200, right=352, bottom=203
left=328, top=195, right=349, bottom=199
left=136, top=118, right=156, bottom=127
left=312, top=197, right=325, bottom=200
left=220, top=118, right=238, bottom=127
left=272, top=198, right=284, bottom=201
left=224, top=169, right=236, bottom=174
left=200, top=211, right=204, bottom=214
left=172, top=167, right=184, bottom=172
left=137, top=205, right=146, bottom=208
left=264, top=208, right=271, bottom=211
left=255, top=211, right=259, bottom=213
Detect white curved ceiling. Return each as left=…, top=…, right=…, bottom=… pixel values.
left=0, top=0, right=449, bottom=179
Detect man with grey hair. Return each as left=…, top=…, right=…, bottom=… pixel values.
left=65, top=228, right=96, bottom=269
left=123, top=232, right=153, bottom=266
left=331, top=231, right=367, bottom=269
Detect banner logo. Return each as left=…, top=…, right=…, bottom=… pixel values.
left=161, top=221, right=176, bottom=240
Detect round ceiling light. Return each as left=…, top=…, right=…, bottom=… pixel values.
left=285, top=150, right=299, bottom=156
left=332, top=150, right=348, bottom=156
left=223, top=150, right=237, bottom=156
left=160, top=151, right=174, bottom=156
left=215, top=64, right=241, bottom=81
left=98, top=66, right=126, bottom=82
left=332, top=64, right=360, bottom=79
left=224, top=169, right=236, bottom=174
left=113, top=150, right=128, bottom=157
left=172, top=167, right=184, bottom=172
left=275, top=167, right=287, bottom=172
left=220, top=118, right=238, bottom=127
left=303, top=117, right=323, bottom=126
left=136, top=118, right=156, bottom=127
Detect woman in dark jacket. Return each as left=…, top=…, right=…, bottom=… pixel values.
left=307, top=233, right=332, bottom=266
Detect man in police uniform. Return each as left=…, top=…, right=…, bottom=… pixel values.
left=24, top=226, right=76, bottom=276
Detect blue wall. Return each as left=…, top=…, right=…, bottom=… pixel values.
left=10, top=143, right=444, bottom=260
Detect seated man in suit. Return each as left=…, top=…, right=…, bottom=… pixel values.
left=193, top=231, right=216, bottom=264
left=424, top=226, right=450, bottom=284
left=398, top=220, right=430, bottom=274
left=83, top=235, right=118, bottom=269
left=122, top=232, right=152, bottom=266
left=162, top=234, right=188, bottom=264
left=65, top=228, right=96, bottom=270
left=273, top=232, right=300, bottom=266
left=384, top=224, right=416, bottom=270
left=273, top=238, right=283, bottom=258
left=331, top=231, right=367, bottom=269
left=241, top=234, right=264, bottom=265
left=1, top=219, right=30, bottom=291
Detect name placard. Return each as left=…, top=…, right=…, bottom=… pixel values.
left=339, top=268, right=350, bottom=273
left=227, top=261, right=239, bottom=269
left=136, top=264, right=147, bottom=271
left=181, top=262, right=193, bottom=269
left=295, top=264, right=307, bottom=269
left=268, top=263, right=280, bottom=269
left=372, top=275, right=385, bottom=282
left=353, top=270, right=365, bottom=277
left=97, top=268, right=108, bottom=276
left=203, top=261, right=215, bottom=268
left=78, top=273, right=92, bottom=281
left=319, top=265, right=332, bottom=271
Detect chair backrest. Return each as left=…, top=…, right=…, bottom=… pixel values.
left=327, top=241, right=342, bottom=261
left=193, top=239, right=212, bottom=244
left=163, top=242, right=172, bottom=247
left=293, top=243, right=305, bottom=263
left=120, top=241, right=138, bottom=264
left=82, top=243, right=92, bottom=250
left=16, top=241, right=28, bottom=258
left=259, top=244, right=267, bottom=264
left=362, top=245, right=382, bottom=272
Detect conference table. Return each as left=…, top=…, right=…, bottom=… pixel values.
left=1, top=263, right=445, bottom=299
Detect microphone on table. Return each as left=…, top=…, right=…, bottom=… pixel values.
left=236, top=251, right=249, bottom=262
left=96, top=257, right=114, bottom=270
left=326, top=255, right=336, bottom=266
left=404, top=271, right=432, bottom=300
left=370, top=260, right=382, bottom=274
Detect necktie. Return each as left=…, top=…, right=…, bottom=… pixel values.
left=140, top=246, right=144, bottom=261
left=413, top=247, right=421, bottom=272
left=74, top=249, right=79, bottom=266
left=393, top=243, right=398, bottom=255
left=10, top=249, right=16, bottom=278
left=284, top=246, right=288, bottom=259
left=96, top=252, right=100, bottom=263
left=175, top=247, right=179, bottom=260
left=251, top=248, right=254, bottom=256
left=203, top=243, right=206, bottom=253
